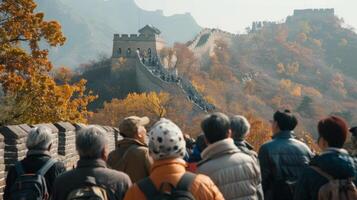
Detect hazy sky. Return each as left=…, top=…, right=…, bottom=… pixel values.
left=134, top=0, right=357, bottom=33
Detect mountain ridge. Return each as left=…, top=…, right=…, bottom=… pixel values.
left=35, top=0, right=202, bottom=68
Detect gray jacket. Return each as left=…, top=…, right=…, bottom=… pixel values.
left=52, top=159, right=132, bottom=200
left=197, top=138, right=264, bottom=200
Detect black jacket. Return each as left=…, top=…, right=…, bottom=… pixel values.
left=294, top=148, right=357, bottom=200
left=52, top=158, right=132, bottom=200
left=258, top=131, right=313, bottom=200
left=3, top=150, right=66, bottom=200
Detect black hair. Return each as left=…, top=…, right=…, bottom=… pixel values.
left=273, top=110, right=298, bottom=131
left=201, top=112, right=230, bottom=144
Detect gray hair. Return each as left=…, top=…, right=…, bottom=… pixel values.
left=76, top=126, right=108, bottom=159
left=230, top=115, right=251, bottom=141
left=26, top=126, right=53, bottom=150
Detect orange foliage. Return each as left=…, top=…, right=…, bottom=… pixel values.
left=0, top=0, right=96, bottom=124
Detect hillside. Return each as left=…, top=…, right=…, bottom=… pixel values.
left=35, top=0, right=201, bottom=68
left=73, top=9, right=357, bottom=138
left=187, top=9, right=357, bottom=135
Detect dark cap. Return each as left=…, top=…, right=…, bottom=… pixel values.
left=119, top=116, right=150, bottom=138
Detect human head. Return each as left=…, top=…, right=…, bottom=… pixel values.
left=230, top=115, right=251, bottom=141
left=317, top=116, right=348, bottom=150
left=148, top=118, right=186, bottom=160
left=201, top=112, right=231, bottom=144
left=351, top=127, right=357, bottom=151
left=76, top=126, right=109, bottom=160
left=350, top=127, right=357, bottom=137
left=196, top=134, right=207, bottom=152
left=119, top=116, right=150, bottom=143
left=272, top=110, right=298, bottom=133
left=26, top=126, right=53, bottom=151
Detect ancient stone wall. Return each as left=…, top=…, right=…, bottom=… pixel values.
left=135, top=58, right=204, bottom=112
left=0, top=123, right=121, bottom=197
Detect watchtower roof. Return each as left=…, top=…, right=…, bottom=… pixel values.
left=139, top=24, right=161, bottom=35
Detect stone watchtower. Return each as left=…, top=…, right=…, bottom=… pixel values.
left=111, top=25, right=166, bottom=66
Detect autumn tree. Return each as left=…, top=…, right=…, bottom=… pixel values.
left=0, top=0, right=96, bottom=125
left=89, top=92, right=196, bottom=135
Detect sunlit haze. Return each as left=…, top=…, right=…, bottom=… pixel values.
left=134, top=0, right=357, bottom=33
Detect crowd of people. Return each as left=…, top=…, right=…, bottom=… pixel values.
left=3, top=110, right=357, bottom=200
left=138, top=52, right=215, bottom=112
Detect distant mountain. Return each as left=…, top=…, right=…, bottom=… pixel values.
left=36, top=0, right=201, bottom=68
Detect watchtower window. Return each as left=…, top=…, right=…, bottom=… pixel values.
left=118, top=48, right=122, bottom=55
left=148, top=48, right=152, bottom=56
left=127, top=48, right=131, bottom=56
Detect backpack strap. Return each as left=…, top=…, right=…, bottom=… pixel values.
left=14, top=161, right=25, bottom=176
left=310, top=166, right=334, bottom=181
left=176, top=172, right=196, bottom=191
left=37, top=159, right=56, bottom=176
left=137, top=177, right=159, bottom=199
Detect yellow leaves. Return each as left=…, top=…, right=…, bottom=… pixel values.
left=279, top=79, right=301, bottom=97
left=302, top=86, right=322, bottom=98
left=89, top=92, right=171, bottom=127
left=291, top=85, right=302, bottom=97
left=276, top=62, right=299, bottom=76
left=279, top=79, right=292, bottom=90
left=0, top=0, right=95, bottom=125
left=191, top=80, right=205, bottom=94
left=276, top=63, right=285, bottom=74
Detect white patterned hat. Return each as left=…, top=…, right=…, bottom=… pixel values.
left=148, top=118, right=186, bottom=160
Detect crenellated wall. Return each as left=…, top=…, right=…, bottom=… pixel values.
left=0, top=122, right=123, bottom=197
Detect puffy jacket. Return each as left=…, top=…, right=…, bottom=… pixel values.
left=197, top=138, right=263, bottom=200
left=123, top=158, right=224, bottom=200
left=294, top=148, right=357, bottom=200
left=258, top=131, right=313, bottom=200
left=3, top=150, right=66, bottom=200
left=107, top=138, right=153, bottom=183
left=52, top=159, right=132, bottom=200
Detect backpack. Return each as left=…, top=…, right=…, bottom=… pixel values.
left=311, top=166, right=357, bottom=200
left=10, top=159, right=56, bottom=200
left=137, top=173, right=196, bottom=200
left=66, top=176, right=112, bottom=200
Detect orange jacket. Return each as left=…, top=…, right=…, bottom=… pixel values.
left=124, top=158, right=224, bottom=200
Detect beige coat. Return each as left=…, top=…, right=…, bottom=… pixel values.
left=197, top=138, right=263, bottom=200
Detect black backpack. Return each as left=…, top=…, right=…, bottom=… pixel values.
left=137, top=173, right=196, bottom=200
left=10, top=159, right=56, bottom=200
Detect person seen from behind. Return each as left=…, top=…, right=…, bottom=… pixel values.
left=294, top=116, right=357, bottom=200
left=107, top=116, right=153, bottom=183
left=124, top=118, right=224, bottom=200
left=52, top=126, right=132, bottom=200
left=3, top=126, right=66, bottom=200
left=230, top=115, right=257, bottom=158
left=258, top=109, right=313, bottom=200
left=350, top=126, right=357, bottom=156
left=197, top=112, right=263, bottom=200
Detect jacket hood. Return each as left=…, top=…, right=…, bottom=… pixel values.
left=311, top=148, right=356, bottom=179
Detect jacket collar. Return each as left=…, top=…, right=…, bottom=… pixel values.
left=150, top=158, right=186, bottom=179
left=320, top=147, right=349, bottom=156
left=272, top=130, right=294, bottom=139
left=117, top=138, right=147, bottom=147
left=201, top=138, right=239, bottom=160
left=77, top=159, right=107, bottom=169
left=26, top=149, right=51, bottom=157
left=234, top=140, right=254, bottom=150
